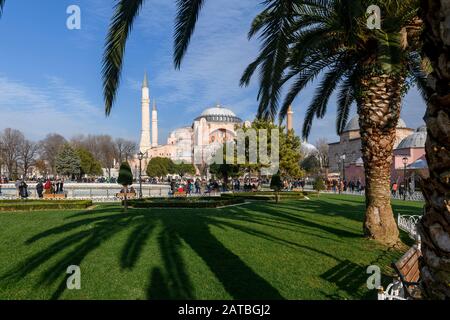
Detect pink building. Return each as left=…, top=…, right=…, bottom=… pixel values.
left=329, top=124, right=428, bottom=187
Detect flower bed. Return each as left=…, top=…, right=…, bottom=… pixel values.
left=0, top=200, right=93, bottom=212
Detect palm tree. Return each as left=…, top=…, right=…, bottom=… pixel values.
left=418, top=0, right=450, bottom=299
left=240, top=0, right=428, bottom=245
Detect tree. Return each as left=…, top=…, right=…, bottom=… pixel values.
left=241, top=0, right=428, bottom=245
left=55, top=144, right=81, bottom=179
left=315, top=138, right=329, bottom=171
left=146, top=157, right=174, bottom=178
left=313, top=178, right=326, bottom=197
left=280, top=130, right=304, bottom=179
left=301, top=155, right=321, bottom=175
left=76, top=147, right=103, bottom=178
left=33, top=159, right=48, bottom=176
left=39, top=133, right=67, bottom=175
left=0, top=128, right=24, bottom=180
left=270, top=172, right=283, bottom=203
left=115, top=138, right=137, bottom=162
left=117, top=162, right=133, bottom=212
left=173, top=161, right=196, bottom=178
left=418, top=0, right=450, bottom=299
left=18, top=139, right=38, bottom=179
left=96, top=135, right=117, bottom=178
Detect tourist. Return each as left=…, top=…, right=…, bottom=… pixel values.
left=129, top=186, right=136, bottom=194
left=57, top=179, right=64, bottom=194
left=195, top=179, right=201, bottom=194
left=44, top=179, right=52, bottom=194
left=15, top=179, right=21, bottom=197
left=36, top=180, right=44, bottom=198
left=18, top=180, right=28, bottom=199
left=391, top=182, right=398, bottom=196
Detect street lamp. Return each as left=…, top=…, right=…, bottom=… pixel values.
left=341, top=154, right=346, bottom=183
left=137, top=151, right=147, bottom=199
left=402, top=157, right=408, bottom=201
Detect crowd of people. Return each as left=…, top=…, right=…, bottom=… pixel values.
left=325, top=178, right=365, bottom=193
left=167, top=178, right=264, bottom=195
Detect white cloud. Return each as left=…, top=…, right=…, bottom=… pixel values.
left=0, top=75, right=133, bottom=141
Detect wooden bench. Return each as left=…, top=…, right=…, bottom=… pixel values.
left=378, top=244, right=422, bottom=300
left=173, top=191, right=187, bottom=197
left=116, top=193, right=137, bottom=200
left=43, top=193, right=67, bottom=199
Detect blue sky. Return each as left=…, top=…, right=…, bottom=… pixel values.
left=0, top=0, right=426, bottom=145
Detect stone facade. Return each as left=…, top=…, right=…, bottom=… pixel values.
left=328, top=115, right=414, bottom=173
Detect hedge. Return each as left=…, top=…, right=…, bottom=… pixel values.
left=0, top=200, right=93, bottom=212
left=221, top=191, right=307, bottom=201
left=128, top=197, right=245, bottom=208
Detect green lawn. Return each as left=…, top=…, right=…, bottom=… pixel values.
left=0, top=194, right=423, bottom=300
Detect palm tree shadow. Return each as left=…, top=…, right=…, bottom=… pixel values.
left=152, top=214, right=284, bottom=300
left=1, top=206, right=286, bottom=299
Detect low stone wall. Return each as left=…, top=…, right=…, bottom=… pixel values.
left=0, top=183, right=171, bottom=201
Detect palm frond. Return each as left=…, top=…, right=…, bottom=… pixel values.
left=102, top=0, right=146, bottom=116
left=407, top=51, right=430, bottom=102
left=336, top=71, right=357, bottom=134
left=301, top=59, right=348, bottom=139
left=0, top=0, right=5, bottom=18
left=173, top=0, right=205, bottom=69
left=253, top=0, right=297, bottom=120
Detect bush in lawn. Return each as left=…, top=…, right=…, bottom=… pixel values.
left=270, top=172, right=283, bottom=203
left=117, top=162, right=133, bottom=212
left=0, top=200, right=92, bottom=212
left=128, top=197, right=245, bottom=208
left=313, top=178, right=326, bottom=197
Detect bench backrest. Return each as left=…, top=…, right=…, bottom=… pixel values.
left=393, top=245, right=421, bottom=284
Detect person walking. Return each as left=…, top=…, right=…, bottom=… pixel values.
left=19, top=180, right=28, bottom=199
left=36, top=180, right=44, bottom=198
left=392, top=182, right=398, bottom=196
left=44, top=179, right=52, bottom=195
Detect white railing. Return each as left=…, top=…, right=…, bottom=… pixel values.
left=397, top=214, right=422, bottom=240
left=320, top=189, right=424, bottom=201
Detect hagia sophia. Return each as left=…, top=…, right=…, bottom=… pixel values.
left=136, top=73, right=252, bottom=170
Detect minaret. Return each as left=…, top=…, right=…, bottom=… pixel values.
left=287, top=105, right=294, bottom=132
left=152, top=99, right=158, bottom=147
left=139, top=72, right=151, bottom=153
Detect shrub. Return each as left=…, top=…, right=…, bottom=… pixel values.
left=313, top=178, right=326, bottom=196
left=128, top=197, right=245, bottom=208
left=0, top=200, right=93, bottom=212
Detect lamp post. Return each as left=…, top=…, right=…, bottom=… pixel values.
left=137, top=151, right=145, bottom=199
left=402, top=156, right=408, bottom=201
left=341, top=154, right=346, bottom=184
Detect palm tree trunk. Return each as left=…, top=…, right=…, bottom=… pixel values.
left=418, top=0, right=450, bottom=299
left=358, top=74, right=403, bottom=245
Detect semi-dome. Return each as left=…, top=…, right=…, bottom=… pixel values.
left=396, top=125, right=427, bottom=149
left=343, top=115, right=407, bottom=132
left=195, top=105, right=242, bottom=123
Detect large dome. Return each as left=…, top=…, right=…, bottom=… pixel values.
left=343, top=115, right=407, bottom=132
left=195, top=105, right=242, bottom=123
left=397, top=125, right=427, bottom=149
